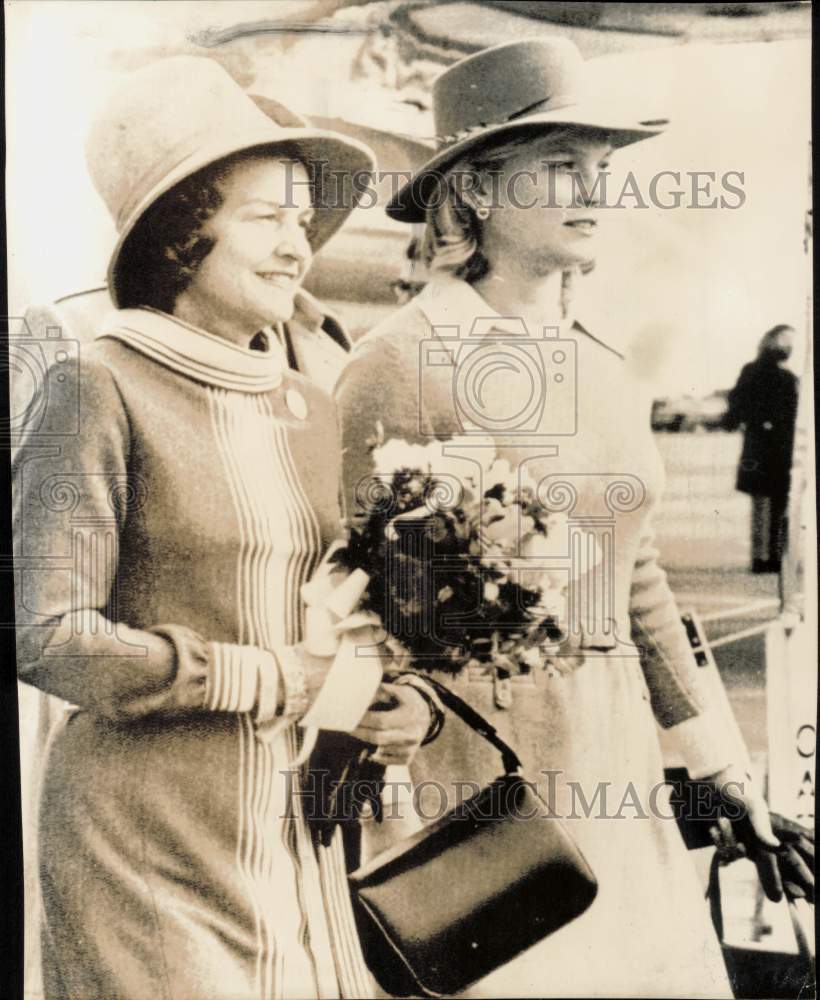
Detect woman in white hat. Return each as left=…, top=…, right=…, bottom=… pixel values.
left=13, top=57, right=437, bottom=999
left=337, top=38, right=788, bottom=997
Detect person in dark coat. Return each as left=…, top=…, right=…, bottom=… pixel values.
left=724, top=324, right=799, bottom=572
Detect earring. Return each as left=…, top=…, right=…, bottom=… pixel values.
left=475, top=205, right=490, bottom=220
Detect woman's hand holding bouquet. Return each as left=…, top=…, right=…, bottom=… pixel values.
left=285, top=621, right=433, bottom=765
left=279, top=559, right=436, bottom=756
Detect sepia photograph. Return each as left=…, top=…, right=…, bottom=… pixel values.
left=4, top=2, right=815, bottom=998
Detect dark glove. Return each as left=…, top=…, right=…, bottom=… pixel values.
left=667, top=767, right=815, bottom=904
left=711, top=792, right=814, bottom=904
left=770, top=812, right=814, bottom=902
left=720, top=806, right=785, bottom=903
left=305, top=731, right=386, bottom=849
left=706, top=766, right=787, bottom=903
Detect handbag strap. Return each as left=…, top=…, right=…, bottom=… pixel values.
left=707, top=853, right=725, bottom=942
left=406, top=674, right=523, bottom=775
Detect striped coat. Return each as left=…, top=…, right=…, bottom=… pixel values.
left=14, top=308, right=371, bottom=999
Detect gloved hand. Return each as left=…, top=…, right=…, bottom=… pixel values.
left=305, top=731, right=386, bottom=849
left=707, top=765, right=815, bottom=904
left=769, top=812, right=814, bottom=902
left=351, top=682, right=433, bottom=766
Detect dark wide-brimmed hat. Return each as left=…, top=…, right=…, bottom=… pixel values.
left=85, top=56, right=376, bottom=306
left=387, top=37, right=668, bottom=223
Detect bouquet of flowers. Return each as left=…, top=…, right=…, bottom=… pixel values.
left=331, top=434, right=570, bottom=681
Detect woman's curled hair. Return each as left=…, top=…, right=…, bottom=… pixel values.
left=115, top=144, right=310, bottom=314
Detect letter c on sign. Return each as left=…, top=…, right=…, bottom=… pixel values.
left=796, top=724, right=815, bottom=758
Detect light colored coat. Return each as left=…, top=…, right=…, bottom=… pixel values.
left=335, top=275, right=733, bottom=998
left=15, top=286, right=356, bottom=999
left=336, top=275, right=738, bottom=775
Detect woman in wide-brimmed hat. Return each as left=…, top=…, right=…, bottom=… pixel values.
left=337, top=38, right=789, bottom=996
left=13, top=56, right=438, bottom=999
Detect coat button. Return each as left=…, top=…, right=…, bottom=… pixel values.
left=286, top=388, right=307, bottom=420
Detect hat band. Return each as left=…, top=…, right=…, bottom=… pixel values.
left=434, top=92, right=578, bottom=148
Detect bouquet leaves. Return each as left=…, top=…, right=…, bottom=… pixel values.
left=332, top=438, right=568, bottom=678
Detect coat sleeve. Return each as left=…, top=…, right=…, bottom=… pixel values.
left=723, top=362, right=754, bottom=430
left=335, top=335, right=434, bottom=521
left=334, top=334, right=446, bottom=720
left=630, top=523, right=748, bottom=778
left=12, top=345, right=294, bottom=724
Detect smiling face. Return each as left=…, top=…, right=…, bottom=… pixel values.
left=174, top=155, right=314, bottom=345
left=477, top=129, right=613, bottom=277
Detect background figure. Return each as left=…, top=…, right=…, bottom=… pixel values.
left=724, top=325, right=799, bottom=573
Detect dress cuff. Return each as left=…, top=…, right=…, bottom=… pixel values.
left=206, top=643, right=277, bottom=714
left=274, top=645, right=310, bottom=720
left=668, top=707, right=735, bottom=779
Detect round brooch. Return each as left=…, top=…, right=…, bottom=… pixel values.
left=286, top=388, right=308, bottom=420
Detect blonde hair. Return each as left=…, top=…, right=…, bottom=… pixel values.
left=418, top=128, right=580, bottom=316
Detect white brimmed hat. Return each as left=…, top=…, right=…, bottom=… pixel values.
left=86, top=56, right=376, bottom=306
left=387, top=37, right=668, bottom=223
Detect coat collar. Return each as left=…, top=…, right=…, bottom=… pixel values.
left=97, top=307, right=286, bottom=392
left=414, top=275, right=568, bottom=338
left=287, top=290, right=350, bottom=394
left=414, top=275, right=624, bottom=360
left=292, top=288, right=350, bottom=351
left=97, top=292, right=350, bottom=396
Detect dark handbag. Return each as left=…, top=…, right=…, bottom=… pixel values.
left=348, top=677, right=598, bottom=998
